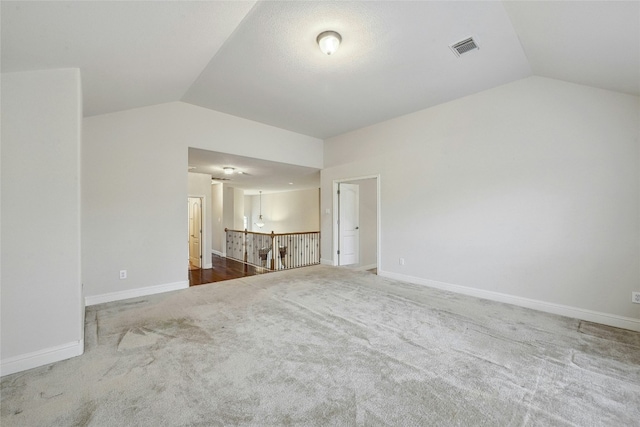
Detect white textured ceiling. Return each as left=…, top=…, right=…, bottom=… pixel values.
left=188, top=148, right=320, bottom=194
left=1, top=1, right=257, bottom=116
left=503, top=1, right=640, bottom=96
left=2, top=1, right=638, bottom=139
left=183, top=1, right=532, bottom=138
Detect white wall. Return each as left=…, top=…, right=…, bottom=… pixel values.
left=188, top=172, right=212, bottom=268
left=246, top=188, right=320, bottom=233
left=322, top=76, right=640, bottom=329
left=359, top=179, right=378, bottom=267
left=83, top=102, right=322, bottom=302
left=211, top=183, right=224, bottom=255
left=1, top=69, right=84, bottom=374
left=222, top=185, right=245, bottom=232
left=222, top=184, right=235, bottom=233
left=233, top=188, right=245, bottom=230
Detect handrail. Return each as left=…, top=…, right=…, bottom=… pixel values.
left=225, top=228, right=320, bottom=271
left=225, top=229, right=320, bottom=237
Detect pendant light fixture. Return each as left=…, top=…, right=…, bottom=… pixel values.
left=255, top=191, right=265, bottom=228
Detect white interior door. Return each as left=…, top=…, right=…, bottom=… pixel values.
left=188, top=197, right=202, bottom=268
left=339, top=183, right=359, bottom=266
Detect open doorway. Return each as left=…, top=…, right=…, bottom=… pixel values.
left=187, top=147, right=322, bottom=284
left=188, top=197, right=203, bottom=270
left=333, top=176, right=380, bottom=272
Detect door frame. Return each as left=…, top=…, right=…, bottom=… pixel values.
left=332, top=174, right=381, bottom=268
left=188, top=195, right=205, bottom=269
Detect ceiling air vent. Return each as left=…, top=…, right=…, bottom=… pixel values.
left=212, top=177, right=231, bottom=181
left=450, top=37, right=479, bottom=57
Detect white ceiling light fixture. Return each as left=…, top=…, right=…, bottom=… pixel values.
left=317, top=30, right=342, bottom=55
left=255, top=191, right=265, bottom=228
left=223, top=167, right=235, bottom=175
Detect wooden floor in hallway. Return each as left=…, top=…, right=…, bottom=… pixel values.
left=189, top=254, right=270, bottom=286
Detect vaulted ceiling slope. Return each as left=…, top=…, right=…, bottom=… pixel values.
left=1, top=1, right=257, bottom=117
left=2, top=1, right=638, bottom=139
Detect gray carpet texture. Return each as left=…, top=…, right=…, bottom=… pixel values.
left=2, top=265, right=639, bottom=426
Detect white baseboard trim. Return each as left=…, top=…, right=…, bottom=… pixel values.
left=212, top=250, right=224, bottom=257
left=320, top=258, right=334, bottom=266
left=1, top=339, right=84, bottom=377
left=378, top=270, right=640, bottom=332
left=354, top=263, right=377, bottom=271
left=85, top=281, right=189, bottom=306
left=203, top=263, right=213, bottom=269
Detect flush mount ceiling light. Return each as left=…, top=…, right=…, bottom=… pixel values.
left=223, top=167, right=235, bottom=175
left=317, top=30, right=342, bottom=55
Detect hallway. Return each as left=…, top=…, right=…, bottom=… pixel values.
left=188, top=254, right=270, bottom=286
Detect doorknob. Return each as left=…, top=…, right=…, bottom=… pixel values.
left=355, top=227, right=359, bottom=230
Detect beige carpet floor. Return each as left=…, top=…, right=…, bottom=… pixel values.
left=2, top=265, right=639, bottom=426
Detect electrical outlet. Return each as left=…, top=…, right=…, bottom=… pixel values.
left=119, top=270, right=127, bottom=280
left=632, top=292, right=640, bottom=304
left=399, top=258, right=405, bottom=266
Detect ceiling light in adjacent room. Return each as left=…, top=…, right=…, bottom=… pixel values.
left=317, top=31, right=341, bottom=55
left=255, top=191, right=265, bottom=228
left=223, top=167, right=235, bottom=175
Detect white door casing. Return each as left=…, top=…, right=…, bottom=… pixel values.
left=339, top=183, right=359, bottom=266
